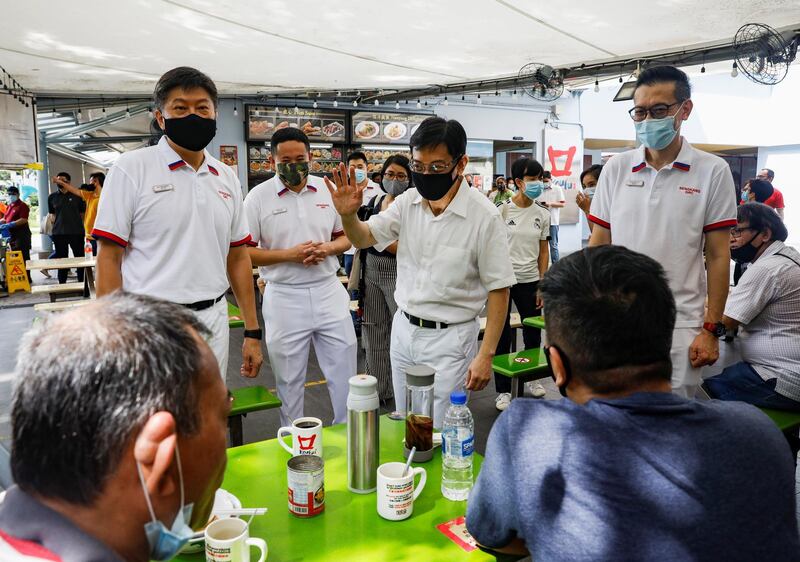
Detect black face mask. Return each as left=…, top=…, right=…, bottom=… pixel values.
left=543, top=344, right=571, bottom=398
left=731, top=233, right=765, bottom=264
left=163, top=114, right=217, bottom=152
left=411, top=158, right=462, bottom=201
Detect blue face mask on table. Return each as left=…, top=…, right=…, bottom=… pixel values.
left=524, top=180, right=544, bottom=200
left=136, top=442, right=195, bottom=561
left=634, top=102, right=684, bottom=150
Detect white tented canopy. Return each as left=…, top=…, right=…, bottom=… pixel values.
left=2, top=0, right=799, bottom=94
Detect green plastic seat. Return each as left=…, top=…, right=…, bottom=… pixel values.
left=522, top=316, right=545, bottom=330
left=492, top=348, right=552, bottom=398
left=227, top=301, right=245, bottom=329
left=228, top=385, right=282, bottom=446
left=760, top=408, right=800, bottom=433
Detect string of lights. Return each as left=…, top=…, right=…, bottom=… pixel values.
left=0, top=65, right=35, bottom=108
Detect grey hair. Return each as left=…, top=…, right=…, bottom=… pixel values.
left=11, top=291, right=212, bottom=505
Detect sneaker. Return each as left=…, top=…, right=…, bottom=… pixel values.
left=41, top=269, right=51, bottom=279
left=495, top=393, right=511, bottom=411
left=526, top=382, right=547, bottom=398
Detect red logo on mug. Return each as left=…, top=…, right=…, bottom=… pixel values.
left=298, top=435, right=317, bottom=450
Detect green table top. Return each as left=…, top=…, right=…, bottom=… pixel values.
left=229, top=385, right=281, bottom=416
left=492, top=348, right=549, bottom=378
left=228, top=301, right=244, bottom=329
left=175, top=416, right=516, bottom=562
left=522, top=316, right=545, bottom=330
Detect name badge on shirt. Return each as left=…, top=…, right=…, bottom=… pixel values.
left=152, top=183, right=174, bottom=193
left=272, top=207, right=288, bottom=215
left=626, top=180, right=645, bottom=187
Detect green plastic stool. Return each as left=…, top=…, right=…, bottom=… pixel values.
left=492, top=348, right=552, bottom=399
left=760, top=408, right=800, bottom=434
left=228, top=386, right=282, bottom=446
left=227, top=301, right=245, bottom=329
left=523, top=316, right=546, bottom=330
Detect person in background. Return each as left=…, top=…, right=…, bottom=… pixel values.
left=48, top=171, right=86, bottom=284
left=0, top=293, right=230, bottom=562
left=494, top=157, right=550, bottom=411
left=505, top=176, right=515, bottom=191
left=466, top=245, right=799, bottom=560
left=536, top=170, right=566, bottom=262
left=705, top=204, right=800, bottom=418
left=93, top=66, right=262, bottom=380
left=589, top=65, right=736, bottom=398
left=327, top=117, right=514, bottom=428
left=757, top=168, right=785, bottom=219
left=53, top=171, right=105, bottom=255
left=370, top=171, right=382, bottom=185
left=746, top=178, right=774, bottom=205
left=490, top=176, right=512, bottom=207
left=464, top=173, right=474, bottom=188
left=575, top=164, right=603, bottom=229
left=342, top=151, right=380, bottom=276
left=0, top=186, right=32, bottom=282
left=356, top=154, right=412, bottom=405
left=245, top=127, right=355, bottom=425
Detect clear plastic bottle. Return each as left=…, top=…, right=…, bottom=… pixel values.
left=441, top=390, right=474, bottom=501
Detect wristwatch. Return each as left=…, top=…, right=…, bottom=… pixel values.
left=243, top=329, right=263, bottom=341
left=702, top=322, right=726, bottom=338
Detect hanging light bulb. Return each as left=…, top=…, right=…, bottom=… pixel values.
left=148, top=106, right=153, bottom=117
left=313, top=100, right=318, bottom=108
left=126, top=106, right=131, bottom=118
left=461, top=94, right=465, bottom=101
left=594, top=79, right=600, bottom=93
left=333, top=99, right=338, bottom=108
left=424, top=100, right=428, bottom=107
left=374, top=99, right=379, bottom=106
left=512, top=89, right=518, bottom=100
left=731, top=61, right=739, bottom=78
left=416, top=99, right=422, bottom=109
left=352, top=99, right=358, bottom=107
left=477, top=94, right=482, bottom=105
left=701, top=64, right=706, bottom=74
left=619, top=75, right=623, bottom=83
left=444, top=96, right=449, bottom=106
left=234, top=103, right=239, bottom=116
left=395, top=101, right=400, bottom=109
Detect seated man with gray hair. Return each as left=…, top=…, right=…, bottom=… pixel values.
left=0, top=292, right=230, bottom=561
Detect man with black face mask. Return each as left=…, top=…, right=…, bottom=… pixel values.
left=244, top=127, right=355, bottom=426
left=326, top=117, right=514, bottom=428
left=705, top=203, right=800, bottom=418
left=93, top=67, right=263, bottom=381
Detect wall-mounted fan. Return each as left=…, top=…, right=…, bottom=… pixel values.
left=518, top=63, right=564, bottom=101
left=733, top=23, right=797, bottom=85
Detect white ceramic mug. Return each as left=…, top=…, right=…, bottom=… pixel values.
left=376, top=462, right=427, bottom=521
left=278, top=417, right=323, bottom=457
left=205, top=518, right=267, bottom=562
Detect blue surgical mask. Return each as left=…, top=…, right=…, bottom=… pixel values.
left=584, top=187, right=596, bottom=198
left=354, top=169, right=367, bottom=184
left=8, top=195, right=18, bottom=203
left=634, top=102, right=684, bottom=150
left=524, top=180, right=544, bottom=200
left=136, top=443, right=195, bottom=561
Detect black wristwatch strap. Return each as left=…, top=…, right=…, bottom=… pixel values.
left=243, top=329, right=263, bottom=340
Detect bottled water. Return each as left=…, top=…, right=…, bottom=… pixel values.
left=441, top=391, right=474, bottom=501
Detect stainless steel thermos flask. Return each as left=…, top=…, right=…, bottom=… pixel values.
left=347, top=374, right=380, bottom=493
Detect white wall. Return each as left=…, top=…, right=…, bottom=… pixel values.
left=209, top=98, right=248, bottom=195
left=758, top=145, right=800, bottom=247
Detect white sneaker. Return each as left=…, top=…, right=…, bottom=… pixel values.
left=495, top=393, right=511, bottom=411
left=526, top=382, right=547, bottom=398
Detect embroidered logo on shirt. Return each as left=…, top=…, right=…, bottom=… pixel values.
left=679, top=186, right=701, bottom=195
left=218, top=190, right=232, bottom=200
left=507, top=219, right=516, bottom=226
left=534, top=218, right=542, bottom=229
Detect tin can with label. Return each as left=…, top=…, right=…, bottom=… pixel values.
left=288, top=455, right=325, bottom=517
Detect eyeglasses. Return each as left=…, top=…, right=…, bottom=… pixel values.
left=409, top=156, right=462, bottom=174
left=383, top=171, right=408, bottom=181
left=730, top=226, right=756, bottom=238
left=628, top=102, right=683, bottom=122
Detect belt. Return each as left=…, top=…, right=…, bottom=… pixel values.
left=182, top=293, right=225, bottom=311
left=402, top=311, right=448, bottom=329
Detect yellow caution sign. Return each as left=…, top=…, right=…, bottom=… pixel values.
left=24, top=162, right=44, bottom=171
left=6, top=250, right=30, bottom=294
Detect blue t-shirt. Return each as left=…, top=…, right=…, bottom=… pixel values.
left=466, top=392, right=799, bottom=561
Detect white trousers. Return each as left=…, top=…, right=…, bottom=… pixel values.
left=194, top=297, right=230, bottom=379
left=262, top=279, right=356, bottom=426
left=390, top=311, right=479, bottom=429
left=671, top=327, right=703, bottom=398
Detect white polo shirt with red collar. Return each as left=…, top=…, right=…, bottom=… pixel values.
left=589, top=138, right=736, bottom=327
left=244, top=174, right=344, bottom=287
left=92, top=136, right=251, bottom=304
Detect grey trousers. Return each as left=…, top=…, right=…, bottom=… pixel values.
left=362, top=253, right=398, bottom=401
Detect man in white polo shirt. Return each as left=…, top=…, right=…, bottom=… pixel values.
left=536, top=171, right=565, bottom=262
left=245, top=127, right=355, bottom=425
left=589, top=65, right=736, bottom=398
left=93, top=67, right=263, bottom=379
left=327, top=117, right=514, bottom=427
left=342, top=150, right=380, bottom=276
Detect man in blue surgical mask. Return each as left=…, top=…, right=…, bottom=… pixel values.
left=588, top=65, right=736, bottom=399
left=341, top=151, right=380, bottom=276
left=0, top=293, right=230, bottom=561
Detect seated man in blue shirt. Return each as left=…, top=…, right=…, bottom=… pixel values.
left=466, top=245, right=799, bottom=561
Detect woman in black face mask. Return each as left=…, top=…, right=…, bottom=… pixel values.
left=354, top=154, right=412, bottom=404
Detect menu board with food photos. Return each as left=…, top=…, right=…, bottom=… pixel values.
left=363, top=146, right=411, bottom=174
left=247, top=105, right=347, bottom=143
left=352, top=112, right=429, bottom=145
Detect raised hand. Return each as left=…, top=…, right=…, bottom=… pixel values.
left=324, top=163, right=364, bottom=217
